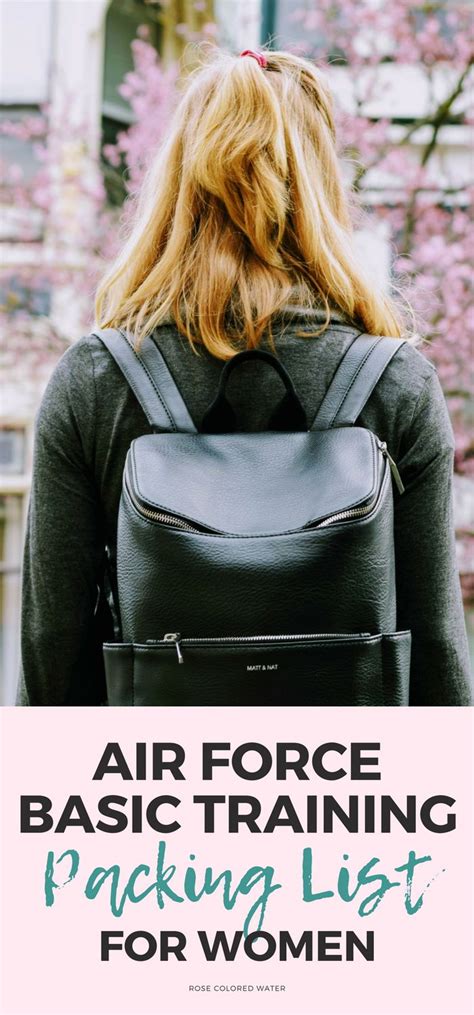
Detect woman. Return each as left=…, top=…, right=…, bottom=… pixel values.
left=17, top=47, right=471, bottom=705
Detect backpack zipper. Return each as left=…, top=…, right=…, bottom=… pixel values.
left=163, top=632, right=185, bottom=663
left=125, top=478, right=206, bottom=532
left=314, top=496, right=378, bottom=528
left=125, top=482, right=382, bottom=534
left=149, top=631, right=372, bottom=664
left=128, top=491, right=379, bottom=532
left=376, top=438, right=405, bottom=494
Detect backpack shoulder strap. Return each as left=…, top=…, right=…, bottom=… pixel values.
left=310, top=333, right=406, bottom=431
left=92, top=327, right=197, bottom=433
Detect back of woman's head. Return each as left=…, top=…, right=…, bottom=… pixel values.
left=95, top=46, right=405, bottom=357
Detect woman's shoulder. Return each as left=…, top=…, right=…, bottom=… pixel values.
left=37, top=334, right=97, bottom=415
left=371, top=335, right=455, bottom=458
left=303, top=322, right=438, bottom=414
left=35, top=330, right=132, bottom=442
left=41, top=329, right=133, bottom=399
left=41, top=331, right=103, bottom=390
left=376, top=334, right=442, bottom=417
left=33, top=333, right=105, bottom=459
left=383, top=334, right=436, bottom=386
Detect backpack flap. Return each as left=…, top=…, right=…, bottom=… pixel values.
left=125, top=427, right=382, bottom=536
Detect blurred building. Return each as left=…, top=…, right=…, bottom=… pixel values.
left=0, top=0, right=472, bottom=700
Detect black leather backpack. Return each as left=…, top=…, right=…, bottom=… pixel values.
left=94, top=327, right=411, bottom=706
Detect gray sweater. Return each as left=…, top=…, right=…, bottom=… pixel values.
left=17, top=303, right=472, bottom=705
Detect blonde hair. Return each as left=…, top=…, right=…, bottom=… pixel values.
left=95, top=46, right=406, bottom=359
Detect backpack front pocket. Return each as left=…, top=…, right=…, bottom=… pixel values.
left=103, top=630, right=411, bottom=707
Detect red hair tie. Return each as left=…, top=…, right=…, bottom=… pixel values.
left=239, top=49, right=268, bottom=68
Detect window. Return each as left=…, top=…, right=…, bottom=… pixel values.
left=0, top=275, right=51, bottom=316
left=0, top=428, right=26, bottom=474
left=261, top=0, right=346, bottom=63
left=0, top=105, right=45, bottom=241
left=0, top=106, right=43, bottom=182
left=101, top=0, right=163, bottom=205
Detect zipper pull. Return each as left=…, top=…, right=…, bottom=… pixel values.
left=376, top=439, right=405, bottom=495
left=163, top=632, right=184, bottom=664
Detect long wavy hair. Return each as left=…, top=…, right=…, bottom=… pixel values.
left=95, top=46, right=406, bottom=359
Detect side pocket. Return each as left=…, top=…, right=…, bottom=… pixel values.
left=382, top=631, right=411, bottom=706
left=103, top=632, right=412, bottom=707
left=103, top=643, right=134, bottom=706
